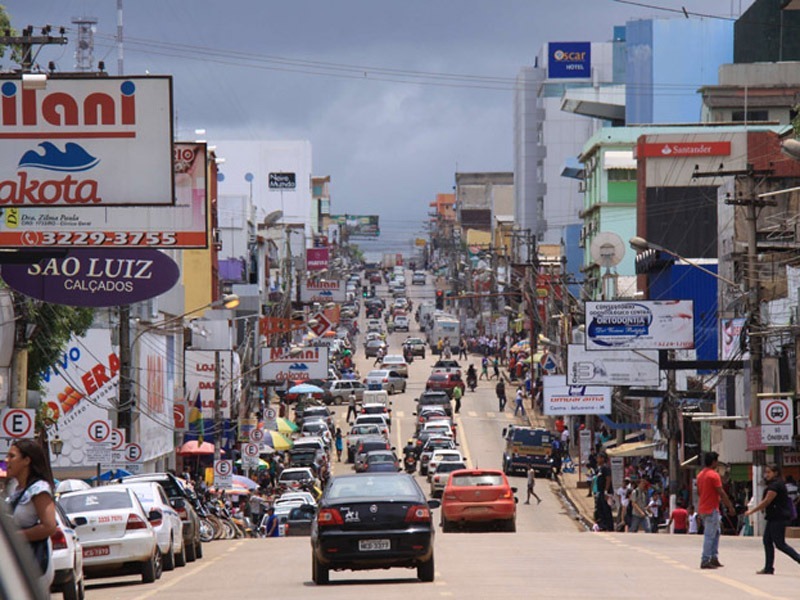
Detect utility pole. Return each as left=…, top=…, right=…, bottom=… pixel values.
left=0, top=26, right=68, bottom=72
left=213, top=350, right=222, bottom=463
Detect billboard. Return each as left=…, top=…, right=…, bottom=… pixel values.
left=721, top=317, right=748, bottom=360
left=300, top=279, right=346, bottom=303
left=40, top=329, right=119, bottom=470
left=260, top=346, right=329, bottom=382
left=1, top=248, right=180, bottom=307
left=548, top=42, right=591, bottom=79
left=0, top=142, right=208, bottom=248
left=567, top=344, right=661, bottom=387
left=135, top=331, right=175, bottom=461
left=637, top=141, right=731, bottom=158
left=184, top=350, right=234, bottom=420
left=330, top=214, right=380, bottom=238
left=268, top=172, right=296, bottom=189
left=0, top=76, right=173, bottom=206
left=306, top=247, right=329, bottom=271
left=585, top=301, right=694, bottom=350
left=542, top=375, right=611, bottom=415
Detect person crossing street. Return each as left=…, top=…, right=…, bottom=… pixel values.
left=495, top=379, right=507, bottom=411
left=452, top=384, right=463, bottom=414
left=525, top=465, right=542, bottom=505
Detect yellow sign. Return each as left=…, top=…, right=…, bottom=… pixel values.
left=415, top=238, right=427, bottom=247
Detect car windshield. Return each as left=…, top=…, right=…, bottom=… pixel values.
left=428, top=374, right=446, bottom=382
left=367, top=370, right=388, bottom=378
left=368, top=453, right=395, bottom=463
left=61, top=490, right=133, bottom=513
left=436, top=462, right=466, bottom=473
left=451, top=473, right=505, bottom=487
left=327, top=476, right=419, bottom=500
left=281, top=471, right=311, bottom=481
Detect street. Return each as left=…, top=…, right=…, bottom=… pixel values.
left=73, top=279, right=800, bottom=599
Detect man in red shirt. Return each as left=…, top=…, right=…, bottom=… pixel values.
left=668, top=501, right=689, bottom=534
left=696, top=451, right=735, bottom=569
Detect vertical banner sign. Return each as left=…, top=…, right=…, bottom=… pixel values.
left=760, top=398, right=793, bottom=446
left=579, top=430, right=592, bottom=465
left=610, top=456, right=625, bottom=491
left=184, top=351, right=233, bottom=419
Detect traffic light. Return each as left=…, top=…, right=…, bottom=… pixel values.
left=435, top=290, right=444, bottom=309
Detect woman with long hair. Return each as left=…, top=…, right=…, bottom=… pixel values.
left=5, top=439, right=58, bottom=587
left=744, top=463, right=800, bottom=574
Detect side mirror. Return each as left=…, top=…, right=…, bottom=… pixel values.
left=511, top=487, right=518, bottom=494
left=171, top=498, right=186, bottom=509
left=427, top=499, right=441, bottom=510
left=148, top=509, right=163, bottom=523
left=72, top=516, right=88, bottom=527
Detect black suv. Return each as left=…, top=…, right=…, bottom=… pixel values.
left=121, top=472, right=203, bottom=561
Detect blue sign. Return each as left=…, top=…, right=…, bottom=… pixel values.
left=548, top=42, right=591, bottom=79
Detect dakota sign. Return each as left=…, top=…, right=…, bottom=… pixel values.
left=260, top=346, right=329, bottom=382
left=585, top=300, right=694, bottom=350
left=300, top=279, right=345, bottom=303
left=1, top=248, right=180, bottom=307
left=0, top=76, right=173, bottom=206
left=542, top=375, right=611, bottom=415
left=0, top=142, right=208, bottom=249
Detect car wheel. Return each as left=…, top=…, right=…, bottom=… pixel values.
left=162, top=536, right=176, bottom=571
left=388, top=385, right=395, bottom=395
left=61, top=572, right=80, bottom=600
left=154, top=547, right=163, bottom=579
left=185, top=537, right=197, bottom=562
left=312, top=553, right=329, bottom=585
left=418, top=553, right=435, bottom=582
left=142, top=552, right=158, bottom=584
left=195, top=541, right=204, bottom=559
left=175, top=538, right=187, bottom=567
left=505, top=519, right=517, bottom=533
left=334, top=395, right=344, bottom=406
left=441, top=516, right=453, bottom=533
left=78, top=577, right=85, bottom=600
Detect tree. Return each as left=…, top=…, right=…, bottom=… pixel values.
left=0, top=4, right=20, bottom=64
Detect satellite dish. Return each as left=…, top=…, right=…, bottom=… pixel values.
left=590, top=232, right=625, bottom=268
left=263, top=210, right=284, bottom=227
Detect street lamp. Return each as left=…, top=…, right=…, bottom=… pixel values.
left=629, top=237, right=739, bottom=288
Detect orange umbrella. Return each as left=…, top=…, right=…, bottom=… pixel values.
left=177, top=440, right=223, bottom=456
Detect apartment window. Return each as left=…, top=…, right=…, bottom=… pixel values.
left=607, top=169, right=636, bottom=182
left=731, top=110, right=769, bottom=122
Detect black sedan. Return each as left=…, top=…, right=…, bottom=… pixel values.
left=310, top=473, right=439, bottom=584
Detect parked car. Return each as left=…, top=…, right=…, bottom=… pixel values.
left=425, top=372, right=465, bottom=398
left=402, top=337, right=427, bottom=358
left=59, top=487, right=161, bottom=583
left=51, top=502, right=85, bottom=600
left=296, top=405, right=333, bottom=430
left=116, top=481, right=185, bottom=571
left=364, top=369, right=407, bottom=395
left=300, top=420, right=333, bottom=446
left=379, top=355, right=409, bottom=378
left=429, top=461, right=468, bottom=498
left=119, top=472, right=203, bottom=562
left=439, top=469, right=518, bottom=532
left=322, top=380, right=366, bottom=405
left=310, top=473, right=439, bottom=584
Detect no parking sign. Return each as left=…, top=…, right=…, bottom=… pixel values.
left=214, top=459, right=233, bottom=489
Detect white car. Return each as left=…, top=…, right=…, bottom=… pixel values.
left=273, top=491, right=317, bottom=508
left=354, top=413, right=391, bottom=436
left=117, top=481, right=186, bottom=571
left=379, top=355, right=409, bottom=378
left=394, top=315, right=410, bottom=332
left=421, top=420, right=454, bottom=440
left=366, top=319, right=383, bottom=332
left=51, top=502, right=85, bottom=600
left=427, top=449, right=466, bottom=483
left=364, top=369, right=407, bottom=394
left=429, top=461, right=468, bottom=498
left=277, top=467, right=317, bottom=491
left=59, top=487, right=161, bottom=584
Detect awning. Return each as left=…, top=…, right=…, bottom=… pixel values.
left=606, top=441, right=661, bottom=458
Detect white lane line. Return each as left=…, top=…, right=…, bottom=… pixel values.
left=454, top=412, right=473, bottom=469
left=486, top=411, right=496, bottom=418
left=467, top=411, right=478, bottom=417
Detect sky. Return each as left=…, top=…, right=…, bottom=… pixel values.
left=3, top=0, right=755, bottom=245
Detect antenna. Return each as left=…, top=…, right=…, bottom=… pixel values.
left=590, top=232, right=625, bottom=300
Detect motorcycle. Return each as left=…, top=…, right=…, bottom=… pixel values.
left=404, top=454, right=417, bottom=474
left=467, top=373, right=477, bottom=392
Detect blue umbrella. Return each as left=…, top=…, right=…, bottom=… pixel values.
left=287, top=383, right=324, bottom=395
left=89, top=468, right=133, bottom=482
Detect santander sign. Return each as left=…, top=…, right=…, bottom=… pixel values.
left=0, top=77, right=173, bottom=206
left=638, top=141, right=731, bottom=159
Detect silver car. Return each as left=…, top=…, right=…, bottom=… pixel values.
left=364, top=369, right=407, bottom=395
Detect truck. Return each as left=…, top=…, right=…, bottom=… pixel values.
left=381, top=253, right=397, bottom=269
left=501, top=426, right=553, bottom=476
left=427, top=314, right=460, bottom=354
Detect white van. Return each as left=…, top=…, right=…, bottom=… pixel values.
left=362, top=390, right=390, bottom=408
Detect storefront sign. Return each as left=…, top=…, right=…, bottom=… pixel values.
left=543, top=375, right=611, bottom=415
left=306, top=247, right=329, bottom=271
left=0, top=77, right=173, bottom=206
left=585, top=300, right=694, bottom=350
left=567, top=344, right=660, bottom=386
left=548, top=42, right=591, bottom=79
left=300, top=279, right=345, bottom=303
left=184, top=351, right=233, bottom=420
left=1, top=248, right=180, bottom=307
left=268, top=172, right=295, bottom=189
left=637, top=141, right=731, bottom=158
left=260, top=346, right=328, bottom=382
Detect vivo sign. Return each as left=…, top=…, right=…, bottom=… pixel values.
left=0, top=77, right=173, bottom=206
left=0, top=248, right=180, bottom=307
left=300, top=280, right=345, bottom=303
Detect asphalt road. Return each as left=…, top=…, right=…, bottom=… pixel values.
left=74, top=275, right=800, bottom=599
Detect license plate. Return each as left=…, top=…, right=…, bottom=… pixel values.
left=359, top=539, right=390, bottom=551
left=83, top=546, right=110, bottom=558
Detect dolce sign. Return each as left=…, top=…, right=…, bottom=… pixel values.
left=300, top=279, right=346, bottom=303
left=1, top=248, right=180, bottom=307
left=0, top=77, right=173, bottom=206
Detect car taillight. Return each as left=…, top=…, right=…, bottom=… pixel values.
left=404, top=505, right=431, bottom=523
left=176, top=506, right=189, bottom=520
left=382, top=378, right=388, bottom=383
left=318, top=508, right=344, bottom=526
left=126, top=514, right=149, bottom=531
left=51, top=528, right=68, bottom=551
left=434, top=475, right=440, bottom=483
left=501, top=488, right=513, bottom=499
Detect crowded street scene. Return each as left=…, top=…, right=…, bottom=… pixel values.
left=2, top=1, right=800, bottom=599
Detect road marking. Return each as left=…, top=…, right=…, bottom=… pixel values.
left=131, top=540, right=245, bottom=600
left=396, top=410, right=405, bottom=418
left=701, top=572, right=789, bottom=600
left=454, top=412, right=473, bottom=469
left=486, top=411, right=496, bottom=418
left=467, top=411, right=478, bottom=417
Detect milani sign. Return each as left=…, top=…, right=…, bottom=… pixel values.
left=0, top=76, right=173, bottom=206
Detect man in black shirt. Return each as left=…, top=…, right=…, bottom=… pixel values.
left=594, top=452, right=615, bottom=531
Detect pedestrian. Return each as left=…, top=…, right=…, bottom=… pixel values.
left=495, top=379, right=507, bottom=411
left=459, top=338, right=468, bottom=361
left=525, top=465, right=542, bottom=505
left=616, top=478, right=631, bottom=531
left=334, top=427, right=343, bottom=462
left=697, top=451, right=736, bottom=570
left=629, top=478, right=651, bottom=533
left=513, top=387, right=526, bottom=417
left=452, top=384, right=463, bottom=414
left=560, top=427, right=570, bottom=452
left=744, top=463, right=800, bottom=575
left=648, top=490, right=662, bottom=533
left=479, top=356, right=489, bottom=380
left=263, top=506, right=280, bottom=537
left=346, top=390, right=357, bottom=423
left=667, top=501, right=689, bottom=534
left=491, top=356, right=500, bottom=380
left=688, top=504, right=699, bottom=534
left=5, top=440, right=57, bottom=587
left=593, top=452, right=614, bottom=532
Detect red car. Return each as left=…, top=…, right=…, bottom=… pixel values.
left=425, top=372, right=465, bottom=398
left=440, top=469, right=517, bottom=532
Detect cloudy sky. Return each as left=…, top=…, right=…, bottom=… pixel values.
left=5, top=0, right=753, bottom=244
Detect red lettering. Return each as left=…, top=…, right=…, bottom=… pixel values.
left=91, top=363, right=110, bottom=389
left=108, top=353, right=120, bottom=377
left=82, top=370, right=98, bottom=396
